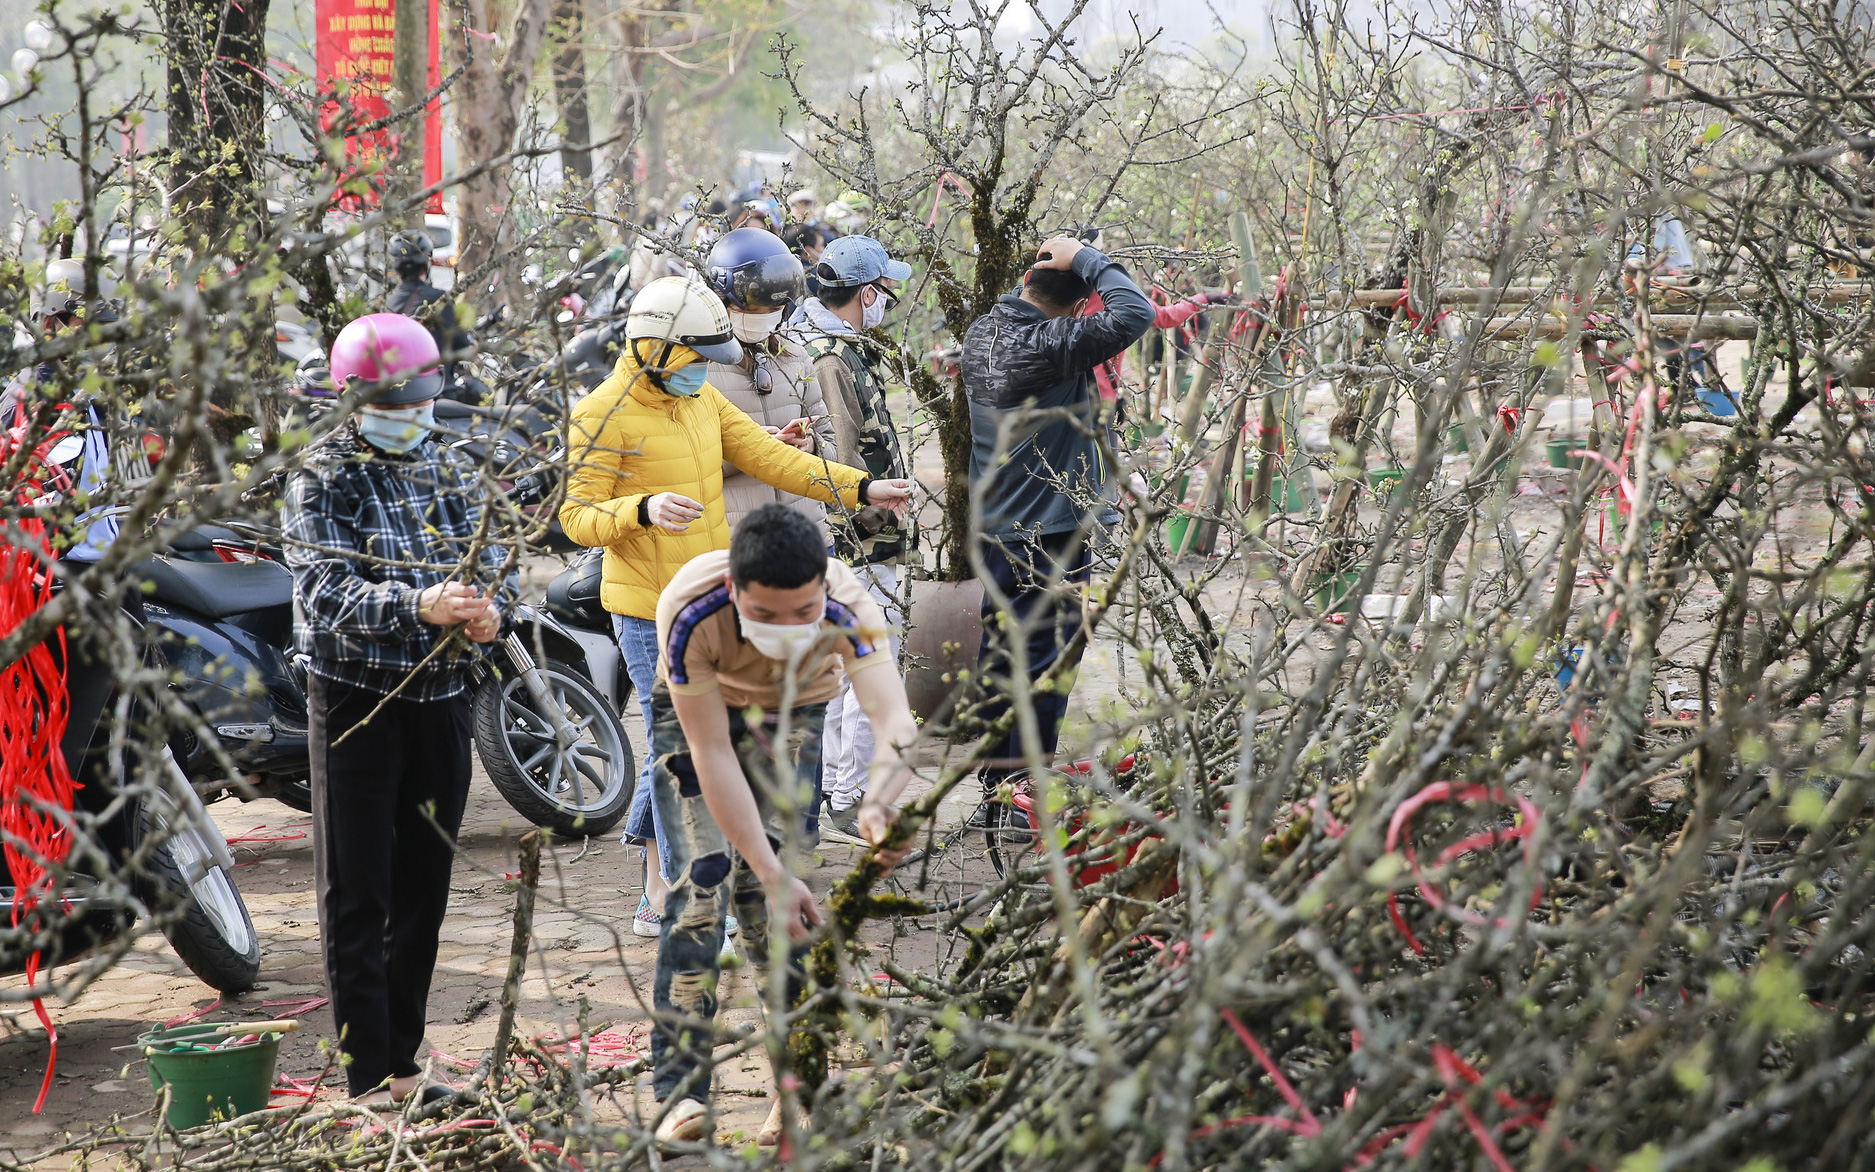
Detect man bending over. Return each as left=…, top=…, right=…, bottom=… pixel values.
left=647, top=503, right=918, bottom=1147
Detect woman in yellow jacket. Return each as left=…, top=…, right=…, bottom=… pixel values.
left=560, top=277, right=911, bottom=934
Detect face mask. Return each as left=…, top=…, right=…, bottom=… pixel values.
left=861, top=286, right=887, bottom=330
left=661, top=365, right=707, bottom=397
left=738, top=613, right=821, bottom=663
left=731, top=309, right=784, bottom=342
left=357, top=402, right=434, bottom=453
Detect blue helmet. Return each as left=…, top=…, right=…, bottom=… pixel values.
left=705, top=226, right=806, bottom=312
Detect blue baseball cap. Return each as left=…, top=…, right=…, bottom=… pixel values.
left=814, top=235, right=912, bottom=287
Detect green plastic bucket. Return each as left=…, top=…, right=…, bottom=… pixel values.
left=1366, top=468, right=1405, bottom=498
left=1446, top=426, right=1469, bottom=454
left=1546, top=438, right=1587, bottom=470
left=1166, top=511, right=1195, bottom=552
left=141, top=1022, right=282, bottom=1129
left=1312, top=566, right=1367, bottom=613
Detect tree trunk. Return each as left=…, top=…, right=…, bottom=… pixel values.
left=445, top=0, right=552, bottom=310
left=388, top=0, right=431, bottom=228
left=163, top=0, right=273, bottom=438
left=550, top=0, right=592, bottom=182
left=164, top=0, right=272, bottom=251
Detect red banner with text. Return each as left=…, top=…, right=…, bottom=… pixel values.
left=314, top=0, right=442, bottom=213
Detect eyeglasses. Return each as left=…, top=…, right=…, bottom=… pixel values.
left=868, top=282, right=899, bottom=310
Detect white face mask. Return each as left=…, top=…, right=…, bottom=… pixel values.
left=861, top=286, right=887, bottom=330
left=731, top=308, right=784, bottom=343
left=738, top=613, right=821, bottom=663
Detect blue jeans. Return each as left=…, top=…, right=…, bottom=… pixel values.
left=648, top=685, right=819, bottom=1100
left=613, top=613, right=671, bottom=879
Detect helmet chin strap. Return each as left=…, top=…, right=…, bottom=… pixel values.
left=642, top=339, right=678, bottom=392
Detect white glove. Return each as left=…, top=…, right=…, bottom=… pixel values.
left=645, top=491, right=704, bottom=531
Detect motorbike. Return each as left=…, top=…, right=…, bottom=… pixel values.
left=0, top=609, right=260, bottom=993
left=145, top=519, right=634, bottom=838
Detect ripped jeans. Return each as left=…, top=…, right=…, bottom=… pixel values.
left=647, top=684, right=822, bottom=1101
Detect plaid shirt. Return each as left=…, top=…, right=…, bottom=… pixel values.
left=284, top=426, right=511, bottom=700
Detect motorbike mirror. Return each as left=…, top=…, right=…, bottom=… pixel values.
left=46, top=435, right=84, bottom=464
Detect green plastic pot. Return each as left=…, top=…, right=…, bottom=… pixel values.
left=1162, top=510, right=1192, bottom=551
left=1546, top=438, right=1587, bottom=470
left=1366, top=468, right=1405, bottom=498
left=1312, top=566, right=1367, bottom=613
left=141, top=1022, right=282, bottom=1129
left=1446, top=426, right=1469, bottom=454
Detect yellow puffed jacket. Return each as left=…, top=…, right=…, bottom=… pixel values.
left=559, top=347, right=870, bottom=620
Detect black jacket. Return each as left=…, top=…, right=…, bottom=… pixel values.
left=961, top=247, right=1154, bottom=539
left=386, top=277, right=471, bottom=366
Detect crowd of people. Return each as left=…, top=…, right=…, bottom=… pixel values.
left=17, top=196, right=1207, bottom=1143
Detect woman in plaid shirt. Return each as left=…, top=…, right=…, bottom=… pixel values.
left=283, top=314, right=508, bottom=1110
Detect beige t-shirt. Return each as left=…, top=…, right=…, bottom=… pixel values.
left=655, top=549, right=892, bottom=710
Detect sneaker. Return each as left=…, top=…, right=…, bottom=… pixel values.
left=822, top=802, right=866, bottom=845
left=724, top=914, right=739, bottom=937
left=633, top=894, right=662, bottom=938
left=654, top=1096, right=709, bottom=1145
left=963, top=800, right=1008, bottom=831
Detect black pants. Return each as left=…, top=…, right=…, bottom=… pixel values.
left=309, top=675, right=471, bottom=1096
left=975, top=529, right=1093, bottom=793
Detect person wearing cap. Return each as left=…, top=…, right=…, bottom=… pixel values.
left=794, top=235, right=916, bottom=838
left=959, top=235, right=1154, bottom=814
left=787, top=188, right=827, bottom=232
left=559, top=277, right=913, bottom=939
left=283, top=312, right=511, bottom=1110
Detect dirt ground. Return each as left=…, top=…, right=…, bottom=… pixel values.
left=0, top=339, right=1789, bottom=1162
left=0, top=733, right=1019, bottom=1164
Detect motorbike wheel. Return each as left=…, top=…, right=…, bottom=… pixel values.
left=273, top=778, right=313, bottom=813
left=136, top=784, right=261, bottom=993
left=474, top=661, right=633, bottom=838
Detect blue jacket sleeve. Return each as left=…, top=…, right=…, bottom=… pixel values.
left=284, top=468, right=428, bottom=644
left=1028, top=248, right=1157, bottom=378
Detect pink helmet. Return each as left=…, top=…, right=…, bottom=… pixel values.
left=329, top=313, right=443, bottom=404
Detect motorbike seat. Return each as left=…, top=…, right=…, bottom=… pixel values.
left=138, top=555, right=293, bottom=618
left=161, top=523, right=243, bottom=554
left=544, top=548, right=607, bottom=627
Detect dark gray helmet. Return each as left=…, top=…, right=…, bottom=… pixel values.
left=389, top=231, right=435, bottom=272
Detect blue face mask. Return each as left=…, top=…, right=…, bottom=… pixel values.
left=661, top=365, right=708, bottom=397
left=357, top=402, right=435, bottom=453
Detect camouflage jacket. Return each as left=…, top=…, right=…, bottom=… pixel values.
left=803, top=326, right=913, bottom=566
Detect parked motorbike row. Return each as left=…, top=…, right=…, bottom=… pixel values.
left=1, top=270, right=640, bottom=996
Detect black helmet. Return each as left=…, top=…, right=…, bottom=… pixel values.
left=704, top=227, right=806, bottom=312
left=389, top=231, right=434, bottom=273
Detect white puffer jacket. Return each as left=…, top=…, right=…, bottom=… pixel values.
left=710, top=336, right=841, bottom=535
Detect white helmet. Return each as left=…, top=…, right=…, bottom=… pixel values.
left=626, top=276, right=742, bottom=367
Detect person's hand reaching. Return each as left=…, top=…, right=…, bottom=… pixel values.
left=645, top=491, right=705, bottom=531
left=771, top=874, right=824, bottom=943
left=857, top=801, right=916, bottom=876
left=776, top=416, right=819, bottom=452
left=863, top=478, right=915, bottom=516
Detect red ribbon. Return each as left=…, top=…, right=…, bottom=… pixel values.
left=1384, top=783, right=1542, bottom=956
